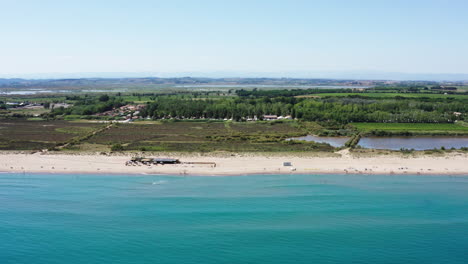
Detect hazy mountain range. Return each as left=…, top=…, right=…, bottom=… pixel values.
left=1, top=71, right=468, bottom=81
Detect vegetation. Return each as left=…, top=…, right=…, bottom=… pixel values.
left=4, top=85, right=468, bottom=125
left=137, top=94, right=467, bottom=124
left=83, top=121, right=332, bottom=152
left=299, top=92, right=468, bottom=99
left=48, top=96, right=125, bottom=117
left=345, top=134, right=362, bottom=148
left=2, top=83, right=468, bottom=152
left=111, top=143, right=124, bottom=151
left=352, top=123, right=468, bottom=135
left=0, top=119, right=103, bottom=150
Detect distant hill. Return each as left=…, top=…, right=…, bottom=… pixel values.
left=2, top=71, right=468, bottom=81
left=0, top=77, right=449, bottom=91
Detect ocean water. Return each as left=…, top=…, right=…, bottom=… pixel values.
left=1, top=173, right=468, bottom=264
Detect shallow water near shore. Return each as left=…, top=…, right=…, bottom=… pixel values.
left=1, top=173, right=468, bottom=263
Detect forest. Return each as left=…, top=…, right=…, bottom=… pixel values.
left=42, top=89, right=468, bottom=124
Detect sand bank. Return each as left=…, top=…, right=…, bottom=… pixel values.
left=1, top=151, right=467, bottom=176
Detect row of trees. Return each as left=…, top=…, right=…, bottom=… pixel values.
left=236, top=86, right=468, bottom=97
left=50, top=96, right=125, bottom=116
left=138, top=96, right=467, bottom=123
left=50, top=92, right=467, bottom=123
left=140, top=98, right=293, bottom=120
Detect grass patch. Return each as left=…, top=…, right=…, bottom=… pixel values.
left=352, top=123, right=468, bottom=135
left=55, top=126, right=97, bottom=134
left=307, top=93, right=468, bottom=99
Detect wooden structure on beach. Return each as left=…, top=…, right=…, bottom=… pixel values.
left=128, top=157, right=180, bottom=165
left=183, top=161, right=217, bottom=167
left=127, top=157, right=215, bottom=167
left=154, top=158, right=180, bottom=164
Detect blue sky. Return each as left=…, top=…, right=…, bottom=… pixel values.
left=1, top=0, right=468, bottom=77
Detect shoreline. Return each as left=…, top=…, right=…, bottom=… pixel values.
left=3, top=171, right=468, bottom=177
left=1, top=151, right=467, bottom=176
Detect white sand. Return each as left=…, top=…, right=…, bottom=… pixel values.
left=1, top=151, right=467, bottom=176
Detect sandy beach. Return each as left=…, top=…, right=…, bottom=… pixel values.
left=1, top=151, right=467, bottom=176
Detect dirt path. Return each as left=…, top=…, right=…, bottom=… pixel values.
left=56, top=123, right=114, bottom=150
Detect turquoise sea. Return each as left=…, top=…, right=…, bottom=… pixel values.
left=1, top=173, right=468, bottom=264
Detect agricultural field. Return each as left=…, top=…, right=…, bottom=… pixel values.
left=455, top=86, right=468, bottom=91
left=0, top=119, right=104, bottom=150
left=0, top=107, right=50, bottom=117
left=0, top=118, right=333, bottom=152
left=1, top=95, right=69, bottom=103
left=352, top=122, right=468, bottom=135
left=77, top=120, right=332, bottom=152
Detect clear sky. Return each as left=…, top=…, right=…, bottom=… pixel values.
left=1, top=0, right=468, bottom=77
